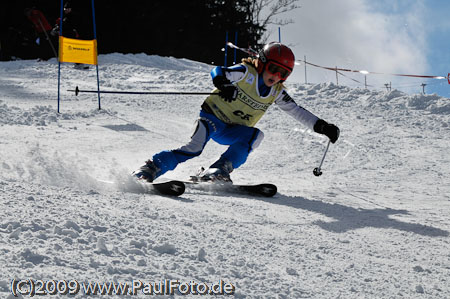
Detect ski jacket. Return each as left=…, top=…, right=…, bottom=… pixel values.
left=204, top=63, right=319, bottom=130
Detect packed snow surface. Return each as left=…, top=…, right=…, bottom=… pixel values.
left=1, top=53, right=449, bottom=298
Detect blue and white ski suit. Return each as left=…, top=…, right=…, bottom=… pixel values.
left=151, top=62, right=319, bottom=178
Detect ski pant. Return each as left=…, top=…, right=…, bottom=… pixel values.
left=152, top=109, right=264, bottom=178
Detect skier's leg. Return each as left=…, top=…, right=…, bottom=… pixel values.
left=135, top=109, right=227, bottom=182
left=209, top=126, right=264, bottom=176
left=220, top=128, right=264, bottom=168
left=151, top=119, right=211, bottom=178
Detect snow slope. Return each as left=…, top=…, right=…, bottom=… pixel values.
left=1, top=54, right=449, bottom=298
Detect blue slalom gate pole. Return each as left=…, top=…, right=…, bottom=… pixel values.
left=91, top=0, right=101, bottom=110
left=57, top=0, right=64, bottom=113
left=278, top=27, right=281, bottom=42
left=57, top=62, right=61, bottom=113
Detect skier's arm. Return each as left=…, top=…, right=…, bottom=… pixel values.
left=211, top=65, right=246, bottom=83
left=275, top=90, right=319, bottom=130
left=210, top=65, right=245, bottom=102
left=275, top=90, right=340, bottom=143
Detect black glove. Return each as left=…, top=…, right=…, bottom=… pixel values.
left=213, top=76, right=238, bottom=102
left=314, top=119, right=340, bottom=143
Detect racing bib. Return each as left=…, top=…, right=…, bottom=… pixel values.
left=205, top=63, right=283, bottom=127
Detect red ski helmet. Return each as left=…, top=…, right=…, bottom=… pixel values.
left=257, top=42, right=295, bottom=81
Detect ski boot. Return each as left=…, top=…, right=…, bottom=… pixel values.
left=133, top=160, right=160, bottom=182
left=199, top=158, right=233, bottom=183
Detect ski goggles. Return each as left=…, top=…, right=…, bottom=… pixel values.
left=265, top=61, right=292, bottom=80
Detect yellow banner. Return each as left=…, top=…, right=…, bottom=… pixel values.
left=59, top=36, right=98, bottom=65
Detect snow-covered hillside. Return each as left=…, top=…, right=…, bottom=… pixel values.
left=1, top=54, right=449, bottom=298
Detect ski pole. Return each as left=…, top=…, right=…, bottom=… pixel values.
left=69, top=86, right=216, bottom=96
left=226, top=42, right=258, bottom=56
left=313, top=140, right=331, bottom=177
left=37, top=18, right=58, bottom=59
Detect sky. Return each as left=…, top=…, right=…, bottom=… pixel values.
left=265, top=0, right=450, bottom=98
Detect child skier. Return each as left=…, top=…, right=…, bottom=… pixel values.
left=134, top=42, right=340, bottom=182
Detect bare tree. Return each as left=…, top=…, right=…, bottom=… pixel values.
left=248, top=0, right=301, bottom=42
left=251, top=0, right=300, bottom=27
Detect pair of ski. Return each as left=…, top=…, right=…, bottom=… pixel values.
left=145, top=178, right=277, bottom=197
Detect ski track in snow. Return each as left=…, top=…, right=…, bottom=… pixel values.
left=0, top=54, right=449, bottom=298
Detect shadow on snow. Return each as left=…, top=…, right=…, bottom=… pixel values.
left=256, top=194, right=449, bottom=237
